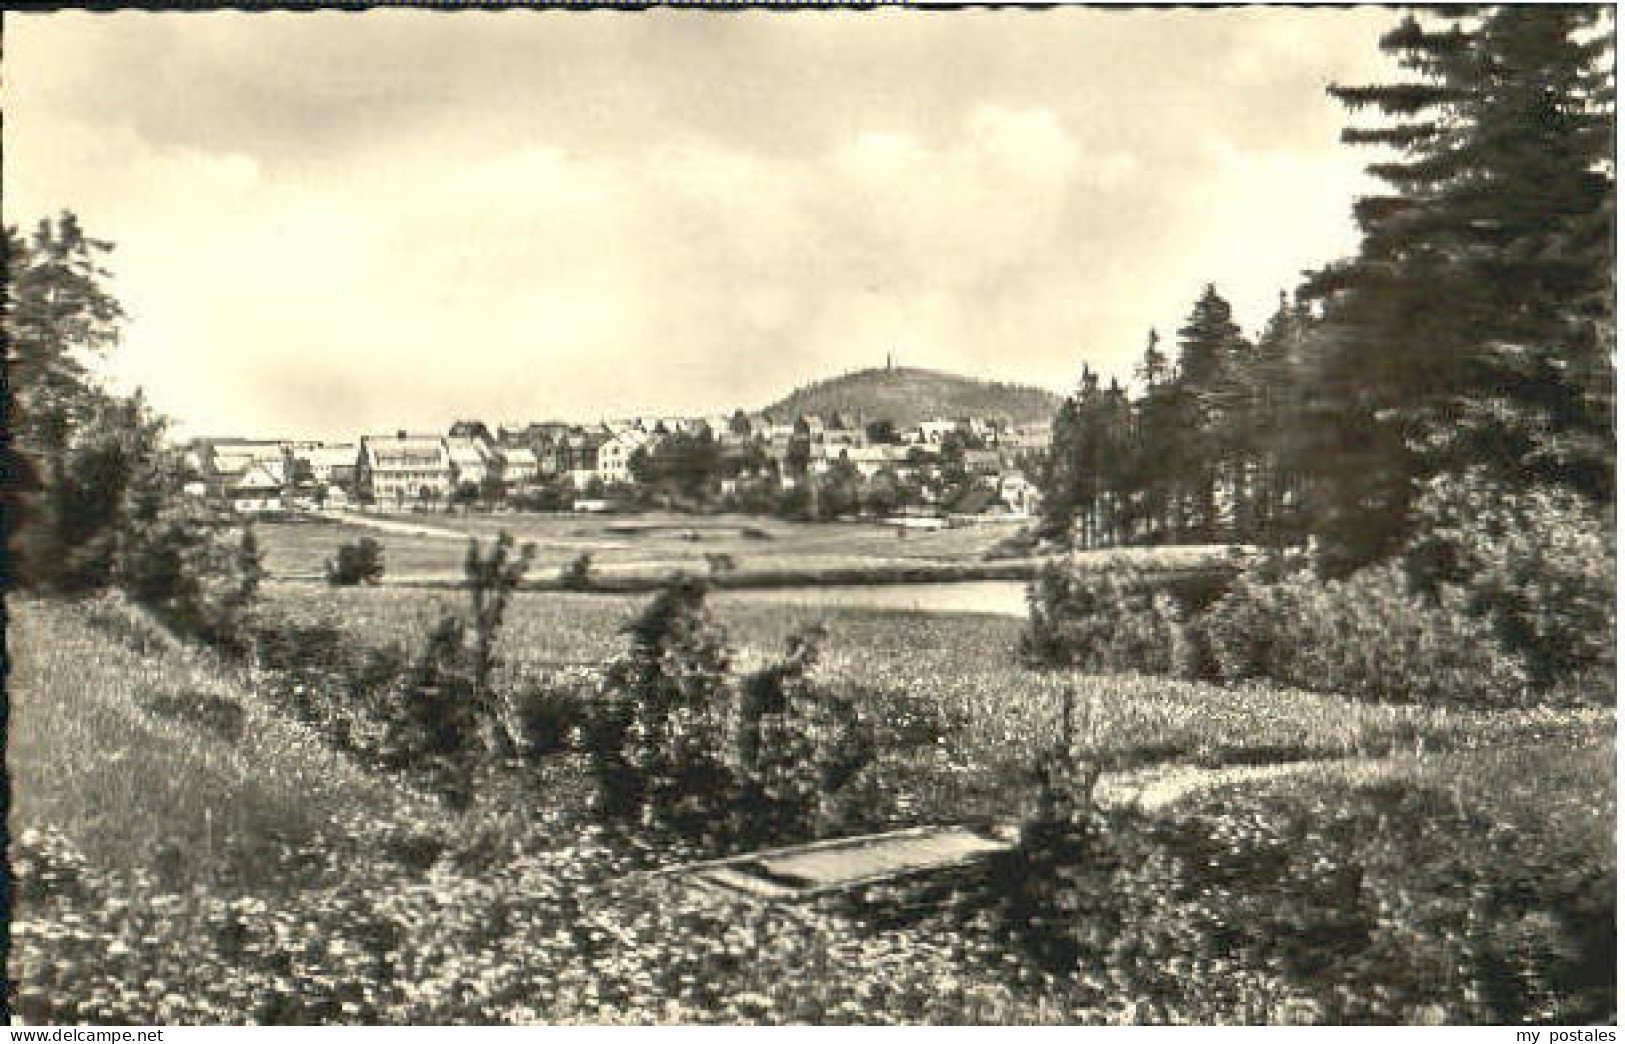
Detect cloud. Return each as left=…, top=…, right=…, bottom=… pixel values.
left=4, top=6, right=1397, bottom=438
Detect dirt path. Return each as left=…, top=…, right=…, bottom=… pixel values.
left=323, top=510, right=472, bottom=541
left=1094, top=756, right=1389, bottom=812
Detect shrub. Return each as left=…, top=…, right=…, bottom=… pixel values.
left=504, top=672, right=595, bottom=758
left=988, top=688, right=1113, bottom=973
left=729, top=626, right=875, bottom=845
left=592, top=576, right=735, bottom=838
left=1197, top=559, right=1532, bottom=706
left=559, top=552, right=595, bottom=591
left=252, top=618, right=347, bottom=671
left=1403, top=470, right=1615, bottom=689
left=254, top=535, right=534, bottom=807
left=1021, top=562, right=1204, bottom=676
left=992, top=760, right=1616, bottom=1024
left=591, top=579, right=875, bottom=851
left=116, top=504, right=265, bottom=655
left=12, top=826, right=92, bottom=906
left=326, top=537, right=385, bottom=587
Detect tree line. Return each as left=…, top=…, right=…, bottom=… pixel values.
left=1041, top=5, right=1614, bottom=576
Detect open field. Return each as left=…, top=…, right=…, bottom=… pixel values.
left=255, top=511, right=1019, bottom=579
left=252, top=513, right=1238, bottom=590
left=258, top=582, right=1615, bottom=825
left=12, top=590, right=1614, bottom=1024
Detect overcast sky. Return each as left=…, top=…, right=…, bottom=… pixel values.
left=5, top=5, right=1395, bottom=440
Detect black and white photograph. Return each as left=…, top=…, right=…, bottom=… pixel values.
left=4, top=1, right=1616, bottom=1027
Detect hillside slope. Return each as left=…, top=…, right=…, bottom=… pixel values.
left=763, top=367, right=1062, bottom=428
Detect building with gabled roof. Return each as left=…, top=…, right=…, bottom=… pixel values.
left=445, top=436, right=495, bottom=488
left=359, top=432, right=451, bottom=505
left=224, top=460, right=285, bottom=513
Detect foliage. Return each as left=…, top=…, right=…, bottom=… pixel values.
left=592, top=579, right=876, bottom=850
left=1402, top=469, right=1615, bottom=687
left=463, top=533, right=537, bottom=722
left=260, top=535, right=535, bottom=807
left=141, top=690, right=247, bottom=744
left=1198, top=557, right=1536, bottom=706
left=764, top=365, right=1063, bottom=432
left=730, top=626, right=875, bottom=844
left=503, top=669, right=597, bottom=759
left=1025, top=534, right=1604, bottom=708
left=592, top=576, right=736, bottom=838
left=5, top=214, right=126, bottom=484
left=1302, top=6, right=1616, bottom=570
left=559, top=552, right=595, bottom=591
left=1021, top=560, right=1223, bottom=676
left=117, top=487, right=267, bottom=654
left=630, top=429, right=726, bottom=503
left=989, top=688, right=1113, bottom=972
left=13, top=593, right=1616, bottom=1025
left=991, top=747, right=1616, bottom=1025
left=326, top=536, right=386, bottom=587
left=6, top=212, right=268, bottom=653
left=1041, top=286, right=1309, bottom=551
left=11, top=597, right=443, bottom=895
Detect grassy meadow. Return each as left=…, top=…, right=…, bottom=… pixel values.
left=254, top=512, right=1021, bottom=581
left=10, top=571, right=1615, bottom=1023
left=7, top=595, right=454, bottom=892
left=251, top=512, right=1236, bottom=587
left=256, top=581, right=1615, bottom=825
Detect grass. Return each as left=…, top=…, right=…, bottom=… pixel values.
left=256, top=583, right=1615, bottom=825
left=252, top=512, right=1241, bottom=587
left=9, top=587, right=1615, bottom=1024
left=7, top=594, right=451, bottom=893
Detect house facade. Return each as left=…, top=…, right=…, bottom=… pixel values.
left=597, top=429, right=648, bottom=486
left=445, top=436, right=495, bottom=489
left=359, top=433, right=452, bottom=505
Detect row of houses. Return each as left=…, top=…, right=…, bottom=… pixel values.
left=184, top=412, right=1052, bottom=515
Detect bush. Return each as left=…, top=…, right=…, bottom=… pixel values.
left=591, top=579, right=875, bottom=851
left=1025, top=537, right=1570, bottom=707
left=992, top=763, right=1616, bottom=1024
left=1403, top=470, right=1615, bottom=688
left=1021, top=562, right=1205, bottom=676
left=559, top=552, right=595, bottom=591
left=592, top=576, right=735, bottom=839
left=504, top=669, right=597, bottom=758
left=252, top=618, right=347, bottom=671
left=326, top=537, right=385, bottom=586
left=116, top=505, right=265, bottom=655
left=729, top=627, right=875, bottom=845
left=1197, top=559, right=1531, bottom=706
left=253, top=536, right=537, bottom=807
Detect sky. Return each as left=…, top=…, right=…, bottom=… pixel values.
left=4, top=5, right=1397, bottom=441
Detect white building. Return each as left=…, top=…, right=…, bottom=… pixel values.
left=596, top=430, right=648, bottom=486
left=296, top=444, right=359, bottom=487
left=498, top=445, right=539, bottom=485
left=359, top=433, right=452, bottom=505
left=998, top=472, right=1043, bottom=516
left=445, top=436, right=494, bottom=488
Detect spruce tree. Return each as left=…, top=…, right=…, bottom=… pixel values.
left=1305, top=5, right=1615, bottom=571
left=1173, top=284, right=1250, bottom=539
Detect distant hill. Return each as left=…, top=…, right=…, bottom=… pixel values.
left=762, top=367, right=1062, bottom=429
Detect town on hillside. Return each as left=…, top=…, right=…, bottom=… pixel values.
left=182, top=409, right=1052, bottom=522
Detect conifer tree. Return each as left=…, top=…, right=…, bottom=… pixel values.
left=1172, top=284, right=1250, bottom=539
left=1305, top=5, right=1615, bottom=571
